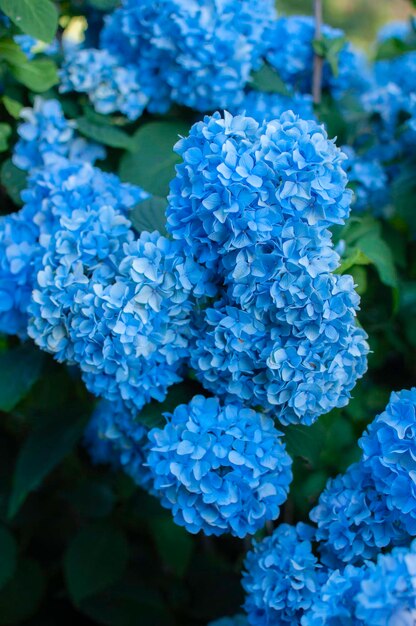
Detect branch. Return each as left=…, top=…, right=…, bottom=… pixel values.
left=312, top=0, right=323, bottom=105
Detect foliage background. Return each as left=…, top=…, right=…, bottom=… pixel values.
left=0, top=0, right=415, bottom=624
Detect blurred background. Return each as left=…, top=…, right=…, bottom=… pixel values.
left=280, top=0, right=414, bottom=47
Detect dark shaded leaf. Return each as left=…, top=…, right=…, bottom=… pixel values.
left=0, top=526, right=17, bottom=590
left=152, top=517, right=193, bottom=578
left=0, top=343, right=44, bottom=412
left=76, top=117, right=135, bottom=151
left=130, top=196, right=168, bottom=235
left=0, top=559, right=45, bottom=625
left=136, top=382, right=198, bottom=430
left=0, top=158, right=27, bottom=205
left=283, top=421, right=326, bottom=467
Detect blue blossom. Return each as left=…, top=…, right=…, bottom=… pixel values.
left=377, top=20, right=413, bottom=43
left=242, top=523, right=324, bottom=624
left=13, top=34, right=37, bottom=59
left=0, top=209, right=39, bottom=337
left=359, top=388, right=416, bottom=537
left=100, top=0, right=276, bottom=114
left=13, top=97, right=105, bottom=172
left=147, top=395, right=292, bottom=538
left=310, top=461, right=409, bottom=567
left=235, top=90, right=315, bottom=123
left=301, top=564, right=366, bottom=626
left=342, top=146, right=389, bottom=213
left=84, top=399, right=152, bottom=490
left=208, top=616, right=248, bottom=626
left=60, top=48, right=148, bottom=120
left=355, top=541, right=416, bottom=625
left=264, top=16, right=371, bottom=101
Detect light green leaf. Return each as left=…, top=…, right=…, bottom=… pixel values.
left=8, top=411, right=87, bottom=518
left=0, top=0, right=58, bottom=44
left=119, top=121, right=190, bottom=197
left=0, top=344, right=44, bottom=413
left=130, top=196, right=168, bottom=235
left=76, top=117, right=134, bottom=151
left=250, top=63, right=291, bottom=95
left=0, top=123, right=11, bottom=152
left=0, top=159, right=27, bottom=205
left=10, top=58, right=58, bottom=92
left=0, top=39, right=27, bottom=65
left=2, top=96, right=23, bottom=119
left=0, top=526, right=17, bottom=591
left=64, top=525, right=129, bottom=605
left=335, top=247, right=370, bottom=274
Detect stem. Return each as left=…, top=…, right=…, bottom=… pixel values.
left=312, top=0, right=323, bottom=105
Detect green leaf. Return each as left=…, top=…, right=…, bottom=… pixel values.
left=2, top=95, right=23, bottom=119
left=0, top=159, right=27, bottom=205
left=0, top=526, right=17, bottom=591
left=376, top=36, right=416, bottom=61
left=0, top=0, right=58, bottom=44
left=119, top=121, right=190, bottom=196
left=335, top=247, right=370, bottom=274
left=76, top=117, right=134, bottom=151
left=250, top=63, right=291, bottom=95
left=0, top=559, right=44, bottom=625
left=283, top=421, right=326, bottom=467
left=64, top=525, right=129, bottom=605
left=10, top=58, right=58, bottom=92
left=130, top=196, right=168, bottom=235
left=65, top=482, right=115, bottom=519
left=313, top=36, right=346, bottom=76
left=359, top=234, right=398, bottom=288
left=152, top=517, right=193, bottom=578
left=87, top=0, right=119, bottom=9
left=0, top=343, right=44, bottom=412
left=0, top=39, right=27, bottom=65
left=8, top=410, right=87, bottom=518
left=0, top=123, right=11, bottom=152
left=136, top=382, right=197, bottom=429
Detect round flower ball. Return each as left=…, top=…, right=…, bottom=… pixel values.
left=100, top=0, right=276, bottom=113
left=147, top=395, right=292, bottom=537
left=359, top=388, right=416, bottom=536
left=242, top=523, right=323, bottom=625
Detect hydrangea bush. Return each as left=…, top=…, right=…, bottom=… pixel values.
left=1, top=0, right=416, bottom=624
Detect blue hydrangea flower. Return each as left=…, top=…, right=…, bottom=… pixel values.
left=342, top=146, right=389, bottom=213
left=355, top=541, right=416, bottom=625
left=84, top=399, right=152, bottom=490
left=147, top=395, right=293, bottom=538
left=13, top=34, right=37, bottom=59
left=242, top=523, right=324, bottom=624
left=301, top=564, right=365, bottom=626
left=60, top=48, right=148, bottom=120
left=264, top=16, right=371, bottom=101
left=13, top=97, right=105, bottom=172
left=168, top=111, right=368, bottom=425
left=0, top=209, right=39, bottom=337
left=235, top=90, right=315, bottom=123
left=359, top=388, right=416, bottom=537
left=310, top=461, right=409, bottom=567
left=100, top=0, right=276, bottom=114
left=377, top=20, right=413, bottom=43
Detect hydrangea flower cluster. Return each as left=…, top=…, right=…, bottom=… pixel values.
left=167, top=110, right=369, bottom=425
left=13, top=97, right=105, bottom=172
left=342, top=147, right=390, bottom=214
left=61, top=0, right=276, bottom=118
left=235, top=90, right=315, bottom=124
left=311, top=389, right=416, bottom=566
left=264, top=16, right=371, bottom=101
left=147, top=395, right=292, bottom=538
left=84, top=399, right=152, bottom=490
left=242, top=523, right=323, bottom=624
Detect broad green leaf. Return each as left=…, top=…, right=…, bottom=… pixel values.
left=335, top=247, right=370, bottom=274
left=10, top=58, right=58, bottom=92
left=0, top=0, right=58, bottom=44
left=250, top=63, right=291, bottom=95
left=65, top=482, right=115, bottom=519
left=359, top=234, right=398, bottom=288
left=0, top=123, right=11, bottom=152
left=119, top=121, right=190, bottom=196
left=76, top=117, right=134, bottom=151
left=136, top=382, right=198, bottom=429
left=313, top=36, right=346, bottom=76
left=130, top=196, right=168, bottom=235
left=0, top=526, right=17, bottom=591
left=10, top=58, right=58, bottom=93
left=283, top=421, right=326, bottom=467
left=392, top=160, right=416, bottom=234
left=8, top=411, right=87, bottom=518
left=0, top=559, right=44, bottom=625
left=0, top=159, right=27, bottom=205
left=64, top=525, right=129, bottom=605
left=152, top=517, right=193, bottom=578
left=0, top=40, right=27, bottom=65
left=0, top=343, right=44, bottom=412
left=376, top=36, right=416, bottom=60
left=2, top=96, right=23, bottom=119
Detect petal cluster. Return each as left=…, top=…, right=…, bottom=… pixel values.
left=147, top=395, right=293, bottom=537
